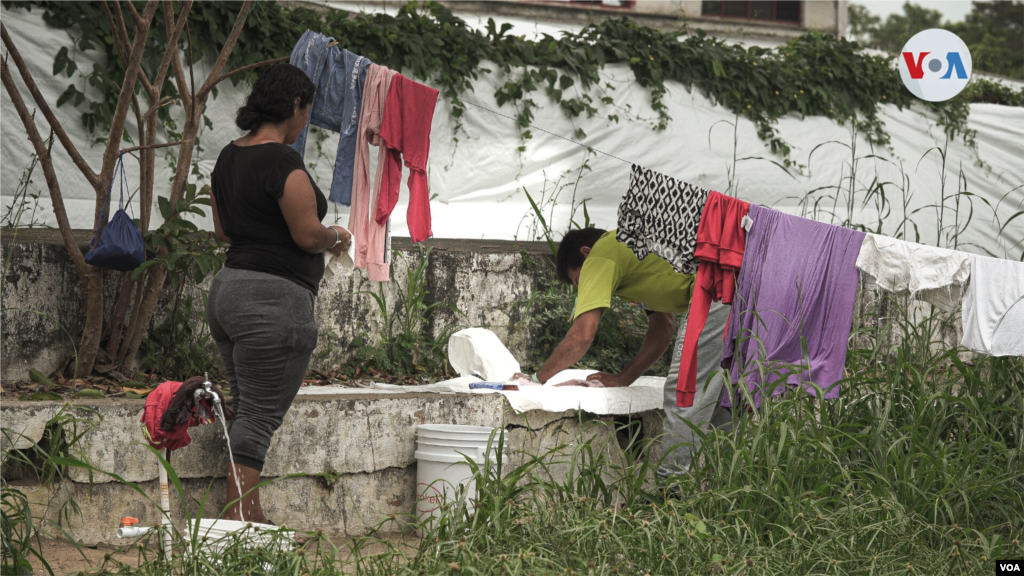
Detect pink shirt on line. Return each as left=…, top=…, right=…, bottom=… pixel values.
left=348, top=63, right=397, bottom=281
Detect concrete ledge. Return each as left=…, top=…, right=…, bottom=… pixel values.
left=1, top=229, right=553, bottom=381
left=5, top=393, right=507, bottom=484
left=1, top=393, right=664, bottom=544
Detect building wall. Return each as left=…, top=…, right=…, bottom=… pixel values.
left=803, top=0, right=841, bottom=32
left=441, top=1, right=845, bottom=38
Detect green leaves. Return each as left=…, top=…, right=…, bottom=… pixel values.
left=51, top=46, right=76, bottom=77
left=135, top=185, right=223, bottom=286
left=55, top=84, right=84, bottom=108
left=71, top=389, right=105, bottom=399
left=28, top=369, right=56, bottom=388
left=21, top=392, right=62, bottom=401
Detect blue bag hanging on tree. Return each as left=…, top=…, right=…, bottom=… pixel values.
left=84, top=151, right=145, bottom=271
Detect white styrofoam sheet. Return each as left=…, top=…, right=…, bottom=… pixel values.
left=297, top=372, right=665, bottom=415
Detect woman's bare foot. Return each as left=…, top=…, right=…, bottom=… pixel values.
left=224, top=462, right=271, bottom=524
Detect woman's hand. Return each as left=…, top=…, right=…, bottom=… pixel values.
left=328, top=226, right=351, bottom=255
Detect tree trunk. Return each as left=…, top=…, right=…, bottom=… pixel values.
left=118, top=266, right=167, bottom=371
left=103, top=272, right=136, bottom=361
left=77, top=268, right=105, bottom=378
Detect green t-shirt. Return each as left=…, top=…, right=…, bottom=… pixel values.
left=573, top=231, right=695, bottom=319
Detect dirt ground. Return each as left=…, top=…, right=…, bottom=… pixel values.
left=28, top=537, right=140, bottom=575
left=29, top=533, right=418, bottom=575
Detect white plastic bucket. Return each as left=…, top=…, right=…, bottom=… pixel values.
left=185, top=519, right=293, bottom=556
left=414, top=424, right=503, bottom=530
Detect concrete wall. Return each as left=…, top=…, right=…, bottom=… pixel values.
left=1, top=229, right=553, bottom=382
left=1, top=229, right=966, bottom=382
left=0, top=394, right=663, bottom=544
left=803, top=0, right=841, bottom=33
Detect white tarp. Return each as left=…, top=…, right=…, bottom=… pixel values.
left=3, top=5, right=1022, bottom=260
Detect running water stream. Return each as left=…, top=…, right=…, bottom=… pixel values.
left=213, top=401, right=245, bottom=523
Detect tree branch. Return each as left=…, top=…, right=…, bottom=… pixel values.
left=215, top=55, right=288, bottom=86
left=121, top=140, right=189, bottom=155
left=0, top=23, right=99, bottom=189
left=100, top=1, right=148, bottom=164
left=123, top=0, right=143, bottom=28
left=153, top=1, right=193, bottom=96
left=98, top=0, right=159, bottom=190
left=140, top=96, right=178, bottom=123
left=101, top=1, right=128, bottom=64
left=103, top=0, right=153, bottom=95
left=1, top=59, right=88, bottom=278
left=197, top=0, right=254, bottom=101
left=166, top=16, right=192, bottom=112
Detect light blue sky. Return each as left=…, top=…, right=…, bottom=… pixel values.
left=851, top=0, right=974, bottom=23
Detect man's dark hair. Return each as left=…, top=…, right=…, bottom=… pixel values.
left=235, top=64, right=315, bottom=131
left=556, top=227, right=607, bottom=284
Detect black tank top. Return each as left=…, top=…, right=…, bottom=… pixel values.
left=211, top=142, right=328, bottom=294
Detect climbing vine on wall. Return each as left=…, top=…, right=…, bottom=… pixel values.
left=7, top=0, right=1023, bottom=165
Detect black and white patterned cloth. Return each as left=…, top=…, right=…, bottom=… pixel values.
left=616, top=164, right=711, bottom=275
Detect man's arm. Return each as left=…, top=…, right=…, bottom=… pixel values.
left=533, top=308, right=603, bottom=382
left=590, top=311, right=676, bottom=387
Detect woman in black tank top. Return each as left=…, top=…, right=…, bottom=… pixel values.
left=207, top=64, right=350, bottom=525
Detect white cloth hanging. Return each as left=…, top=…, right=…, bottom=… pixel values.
left=960, top=255, right=1024, bottom=356
left=855, top=234, right=971, bottom=311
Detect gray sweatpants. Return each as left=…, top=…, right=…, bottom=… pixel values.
left=207, top=267, right=318, bottom=472
left=659, top=301, right=733, bottom=475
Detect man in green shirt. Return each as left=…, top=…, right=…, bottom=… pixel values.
left=517, top=227, right=694, bottom=387
left=516, top=227, right=732, bottom=473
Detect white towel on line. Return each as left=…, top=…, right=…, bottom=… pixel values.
left=960, top=254, right=1024, bottom=356
left=855, top=234, right=971, bottom=311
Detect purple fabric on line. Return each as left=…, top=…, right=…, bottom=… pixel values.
left=721, top=205, right=865, bottom=408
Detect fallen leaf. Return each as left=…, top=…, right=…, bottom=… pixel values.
left=72, top=389, right=106, bottom=399
left=25, top=392, right=63, bottom=401
left=28, top=369, right=58, bottom=388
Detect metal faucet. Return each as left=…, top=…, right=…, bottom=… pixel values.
left=193, top=372, right=223, bottom=407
